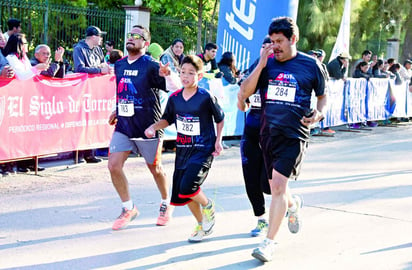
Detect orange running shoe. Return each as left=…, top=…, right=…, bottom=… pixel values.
left=112, top=205, right=139, bottom=230
left=156, top=202, right=170, bottom=226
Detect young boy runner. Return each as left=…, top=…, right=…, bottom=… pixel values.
left=145, top=55, right=225, bottom=242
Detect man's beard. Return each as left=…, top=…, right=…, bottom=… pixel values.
left=126, top=44, right=142, bottom=55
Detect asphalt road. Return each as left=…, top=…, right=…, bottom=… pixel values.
left=0, top=123, right=411, bottom=270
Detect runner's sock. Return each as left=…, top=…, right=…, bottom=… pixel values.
left=288, top=200, right=297, bottom=212
left=258, top=214, right=267, bottom=222
left=161, top=199, right=168, bottom=205
left=203, top=199, right=212, bottom=208
left=122, top=200, right=133, bottom=210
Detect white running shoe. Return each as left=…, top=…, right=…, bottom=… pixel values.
left=188, top=224, right=213, bottom=243
left=251, top=238, right=275, bottom=262
left=288, top=194, right=303, bottom=234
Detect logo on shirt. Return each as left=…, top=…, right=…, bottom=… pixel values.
left=123, top=70, right=138, bottom=76
left=118, top=77, right=138, bottom=94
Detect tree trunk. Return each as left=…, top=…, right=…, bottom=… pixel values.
left=196, top=0, right=203, bottom=54
left=207, top=0, right=218, bottom=42
left=400, top=7, right=412, bottom=62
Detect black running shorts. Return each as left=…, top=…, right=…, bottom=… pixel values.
left=260, top=132, right=308, bottom=180
left=170, top=164, right=210, bottom=206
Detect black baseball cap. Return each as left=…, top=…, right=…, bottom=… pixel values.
left=86, top=26, right=107, bottom=37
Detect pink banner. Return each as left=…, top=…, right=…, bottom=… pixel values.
left=0, top=73, right=116, bottom=160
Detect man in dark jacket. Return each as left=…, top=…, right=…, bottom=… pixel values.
left=327, top=52, right=351, bottom=80
left=72, top=25, right=112, bottom=163
left=31, top=44, right=65, bottom=78
left=73, top=25, right=111, bottom=75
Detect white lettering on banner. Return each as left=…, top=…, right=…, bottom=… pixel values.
left=64, top=120, right=87, bottom=128
left=82, top=94, right=113, bottom=112
left=7, top=96, right=23, bottom=117
left=8, top=124, right=35, bottom=133
left=68, top=95, right=81, bottom=113
left=225, top=0, right=256, bottom=40
left=2, top=95, right=115, bottom=120
left=29, top=96, right=65, bottom=120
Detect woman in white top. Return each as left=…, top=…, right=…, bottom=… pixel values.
left=3, top=33, right=48, bottom=80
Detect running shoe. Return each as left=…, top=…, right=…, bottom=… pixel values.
left=188, top=224, right=206, bottom=243
left=320, top=128, right=336, bottom=135
left=156, top=202, right=170, bottom=226
left=251, top=238, right=275, bottom=262
left=112, top=205, right=139, bottom=230
left=201, top=199, right=215, bottom=233
left=310, top=128, right=321, bottom=136
left=348, top=123, right=361, bottom=129
left=288, top=194, right=303, bottom=234
left=250, top=219, right=268, bottom=237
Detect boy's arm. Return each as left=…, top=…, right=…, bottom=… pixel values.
left=212, top=120, right=224, bottom=157
left=145, top=119, right=170, bottom=138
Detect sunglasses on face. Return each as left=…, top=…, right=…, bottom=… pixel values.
left=127, top=33, right=145, bottom=41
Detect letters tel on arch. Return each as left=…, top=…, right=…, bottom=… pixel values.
left=216, top=0, right=299, bottom=68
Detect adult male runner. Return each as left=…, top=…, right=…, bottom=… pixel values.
left=238, top=17, right=328, bottom=262
left=108, top=25, right=174, bottom=229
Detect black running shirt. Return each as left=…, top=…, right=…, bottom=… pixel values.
left=162, top=87, right=225, bottom=169
left=114, top=55, right=167, bottom=138
left=252, top=52, right=326, bottom=140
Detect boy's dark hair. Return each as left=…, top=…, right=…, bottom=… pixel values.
left=204, top=42, right=217, bottom=51
left=181, top=55, right=204, bottom=72
left=268, top=16, right=299, bottom=41
left=7, top=18, right=21, bottom=31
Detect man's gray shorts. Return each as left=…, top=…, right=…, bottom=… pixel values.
left=109, top=131, right=163, bottom=165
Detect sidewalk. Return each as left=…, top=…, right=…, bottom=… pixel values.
left=0, top=124, right=411, bottom=270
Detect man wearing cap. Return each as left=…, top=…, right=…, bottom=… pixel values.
left=73, top=25, right=111, bottom=163
left=327, top=52, right=351, bottom=80
left=73, top=25, right=111, bottom=75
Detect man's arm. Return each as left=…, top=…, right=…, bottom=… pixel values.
left=300, top=94, right=327, bottom=126
left=238, top=44, right=273, bottom=104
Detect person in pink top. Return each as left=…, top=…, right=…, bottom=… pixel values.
left=2, top=33, right=48, bottom=173
left=3, top=33, right=48, bottom=80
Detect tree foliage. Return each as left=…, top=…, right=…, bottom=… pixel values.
left=297, top=0, right=411, bottom=62
left=143, top=0, right=217, bottom=53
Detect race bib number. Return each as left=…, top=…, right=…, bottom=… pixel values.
left=267, top=81, right=296, bottom=103
left=249, top=93, right=261, bottom=107
left=118, top=101, right=134, bottom=117
left=176, top=115, right=200, bottom=136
